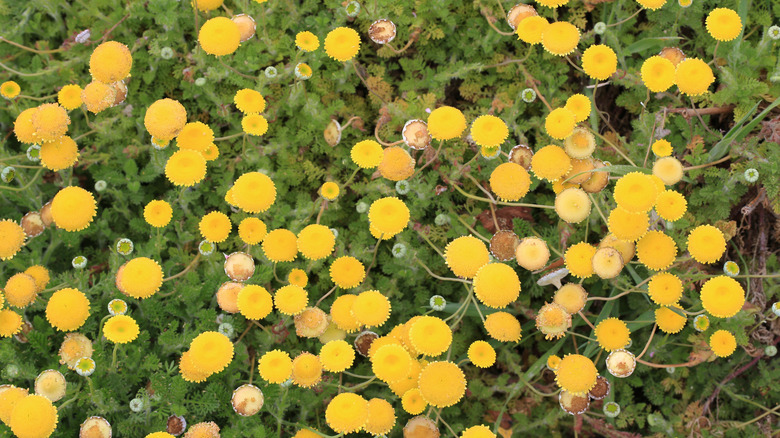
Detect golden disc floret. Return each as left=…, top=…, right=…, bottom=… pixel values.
left=444, top=236, right=490, bottom=278
left=641, top=56, right=675, bottom=92
left=536, top=302, right=572, bottom=340
left=409, top=316, right=452, bottom=356
left=648, top=272, right=683, bottom=305
left=0, top=220, right=25, bottom=261
left=144, top=98, right=187, bottom=141
left=564, top=242, right=597, bottom=278
left=378, top=146, right=414, bottom=181
left=103, top=315, right=140, bottom=344
left=545, top=108, right=576, bottom=140
left=655, top=190, right=687, bottom=221
left=541, top=22, right=580, bottom=56
left=40, top=135, right=79, bottom=171
left=675, top=58, right=714, bottom=96
left=581, top=44, right=617, bottom=81
left=709, top=330, right=737, bottom=357
left=352, top=290, right=391, bottom=327
left=473, top=263, right=521, bottom=308
left=351, top=140, right=383, bottom=169
left=198, top=17, right=241, bottom=56
left=117, top=257, right=164, bottom=299
left=258, top=350, right=292, bottom=384
left=89, top=41, right=132, bottom=83
left=594, top=318, right=630, bottom=351
left=515, top=15, right=549, bottom=44
left=371, top=344, right=412, bottom=382
left=324, top=27, right=360, bottom=62
left=555, top=354, right=597, bottom=395
left=274, top=285, right=308, bottom=316
left=613, top=172, right=658, bottom=213
left=655, top=305, right=686, bottom=333
left=329, top=256, right=366, bottom=289
left=368, top=197, right=409, bottom=237
left=687, top=225, right=726, bottom=264
left=46, top=288, right=90, bottom=331
left=531, top=145, right=571, bottom=181
left=705, top=8, right=742, bottom=42
left=297, top=224, right=336, bottom=260
left=51, top=186, right=97, bottom=232
left=427, top=106, right=466, bottom=141
left=418, top=361, right=466, bottom=408
left=189, top=331, right=234, bottom=374
left=554, top=283, right=587, bottom=314
left=700, top=276, right=744, bottom=318
left=484, top=311, right=522, bottom=342
left=262, top=229, right=298, bottom=262
left=32, top=103, right=70, bottom=142
left=470, top=115, right=509, bottom=148
left=325, top=393, right=369, bottom=433
left=320, top=340, right=355, bottom=372
left=291, top=352, right=322, bottom=388
left=636, top=230, right=677, bottom=271
left=232, top=172, right=276, bottom=213
left=490, top=162, right=531, bottom=202
left=555, top=188, right=592, bottom=223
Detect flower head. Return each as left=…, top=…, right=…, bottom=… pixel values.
left=1, top=81, right=20, bottom=99
left=744, top=168, right=759, bottom=182
left=234, top=89, right=266, bottom=114
left=89, top=41, right=132, bottom=83
left=705, top=8, right=742, bottom=42
left=709, top=330, right=737, bottom=357
left=324, top=27, right=360, bottom=62
left=687, top=225, right=726, bottom=264
left=325, top=393, right=369, bottom=433
left=700, top=276, right=745, bottom=318
left=484, top=311, right=522, bottom=342
left=144, top=98, right=187, bottom=141
left=555, top=354, right=598, bottom=395
left=368, top=197, right=409, bottom=237
left=242, top=114, right=269, bottom=136
left=418, top=361, right=466, bottom=408
left=0, top=220, right=25, bottom=261
left=581, top=44, right=617, bottom=80
left=117, top=257, right=164, bottom=299
left=470, top=115, right=509, bottom=148
left=144, top=200, right=172, bottom=228
left=198, top=17, right=241, bottom=56
left=296, top=31, right=319, bottom=51
left=641, top=56, right=676, bottom=92
left=427, top=106, right=466, bottom=141
left=258, top=350, right=292, bottom=384
left=675, top=58, right=715, bottom=96
left=541, top=22, right=580, bottom=56
left=46, top=288, right=90, bottom=331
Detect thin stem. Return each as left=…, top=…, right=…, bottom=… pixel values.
left=0, top=168, right=43, bottom=192
left=414, top=139, right=444, bottom=176
left=342, top=370, right=373, bottom=379
left=415, top=229, right=445, bottom=258
left=587, top=193, right=609, bottom=225
left=315, top=285, right=338, bottom=307
left=589, top=128, right=637, bottom=166
left=342, top=167, right=361, bottom=189
left=110, top=344, right=119, bottom=372
left=520, top=65, right=552, bottom=111
left=636, top=324, right=656, bottom=360
left=451, top=182, right=555, bottom=209
left=161, top=253, right=202, bottom=282
left=219, top=59, right=257, bottom=80
left=451, top=209, right=490, bottom=242
left=682, top=155, right=731, bottom=171
left=0, top=60, right=59, bottom=77
left=636, top=358, right=698, bottom=368
left=469, top=292, right=486, bottom=323
left=351, top=60, right=387, bottom=104
left=364, top=236, right=384, bottom=278
left=214, top=132, right=245, bottom=141
left=415, top=258, right=470, bottom=283
left=0, top=36, right=65, bottom=54
left=605, top=8, right=642, bottom=27
left=16, top=93, right=59, bottom=101
left=578, top=311, right=597, bottom=331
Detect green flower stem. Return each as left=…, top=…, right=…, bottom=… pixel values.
left=0, top=168, right=42, bottom=192
left=414, top=229, right=444, bottom=258
left=110, top=344, right=119, bottom=372
left=450, top=181, right=555, bottom=209
left=449, top=207, right=490, bottom=242
left=342, top=167, right=360, bottom=190
left=414, top=258, right=470, bottom=284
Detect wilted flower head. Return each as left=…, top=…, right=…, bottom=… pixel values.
left=73, top=255, right=88, bottom=269
left=116, top=238, right=134, bottom=256
left=430, top=295, right=446, bottom=311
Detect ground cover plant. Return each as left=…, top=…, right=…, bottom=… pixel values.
left=0, top=0, right=779, bottom=436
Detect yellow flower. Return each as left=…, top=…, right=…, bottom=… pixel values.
left=535, top=302, right=571, bottom=339
left=295, top=307, right=328, bottom=338
left=13, top=108, right=38, bottom=144
left=189, top=331, right=234, bottom=374
left=545, top=108, right=576, bottom=140
left=654, top=189, right=687, bottom=221
left=473, top=263, right=520, bottom=308
left=352, top=290, right=391, bottom=327
left=636, top=0, right=666, bottom=10
left=531, top=145, right=571, bottom=181
left=378, top=146, right=414, bottom=181
left=705, top=8, right=742, bottom=42
left=320, top=182, right=340, bottom=200
left=193, top=0, right=223, bottom=11
left=103, top=315, right=140, bottom=344
left=0, top=220, right=25, bottom=261
left=58, top=333, right=93, bottom=368
left=291, top=352, right=322, bottom=388
left=274, top=285, right=308, bottom=316
left=9, top=394, right=58, bottom=438
left=470, top=115, right=508, bottom=148
left=655, top=305, right=686, bottom=333
left=651, top=139, right=672, bottom=157
left=489, top=163, right=531, bottom=201
left=238, top=217, right=267, bottom=244
left=515, top=15, right=548, bottom=44
left=541, top=21, right=580, bottom=56
left=46, top=288, right=90, bottom=331
left=468, top=340, right=496, bottom=368
left=32, top=103, right=70, bottom=142
left=296, top=31, right=320, bottom=51
left=324, top=27, right=360, bottom=62
left=0, top=309, right=23, bottom=337
left=199, top=211, right=232, bottom=243
left=144, top=98, right=187, bottom=141
left=565, top=94, right=592, bottom=122
left=553, top=283, right=587, bottom=314
left=368, top=197, right=409, bottom=237
left=641, top=56, right=676, bottom=92
left=607, top=207, right=648, bottom=241
left=51, top=186, right=97, bottom=232
left=0, top=81, right=20, bottom=99
left=555, top=354, right=597, bottom=395
left=564, top=242, right=597, bottom=278
left=180, top=351, right=210, bottom=383
left=371, top=344, right=412, bottom=382
left=24, top=265, right=50, bottom=291
left=329, top=256, right=366, bottom=289
left=555, top=188, right=592, bottom=224
left=581, top=44, right=617, bottom=81
left=242, top=114, right=269, bottom=136
left=700, top=276, right=745, bottom=318
left=636, top=230, right=677, bottom=271
left=592, top=246, right=624, bottom=279
left=675, top=58, right=714, bottom=96
left=89, top=41, right=132, bottom=83
left=444, top=236, right=490, bottom=279
left=38, top=135, right=77, bottom=172
left=364, top=398, right=395, bottom=436
left=258, top=350, right=292, bottom=384
left=330, top=295, right=362, bottom=332
left=613, top=172, right=658, bottom=213
left=418, top=361, right=466, bottom=408
left=648, top=272, right=683, bottom=305
left=165, top=149, right=207, bottom=187
left=144, top=200, right=173, bottom=227
left=81, top=81, right=115, bottom=114
left=319, top=339, right=355, bottom=372
left=297, top=224, right=335, bottom=260
left=686, top=225, right=726, bottom=264
left=232, top=172, right=276, bottom=213
left=462, top=425, right=496, bottom=438
left=325, top=393, right=369, bottom=433
left=198, top=17, right=241, bottom=56
left=401, top=388, right=427, bottom=414
left=484, top=311, right=521, bottom=342
left=351, top=140, right=384, bottom=169
left=427, top=106, right=466, bottom=141
left=237, top=285, right=273, bottom=320
left=4, top=273, right=38, bottom=308
left=594, top=318, right=630, bottom=351
left=116, top=257, right=164, bottom=299
left=709, top=330, right=737, bottom=357
left=409, top=316, right=452, bottom=356
left=262, top=228, right=298, bottom=262
left=176, top=122, right=214, bottom=153
left=653, top=157, right=684, bottom=185
left=234, top=89, right=266, bottom=114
